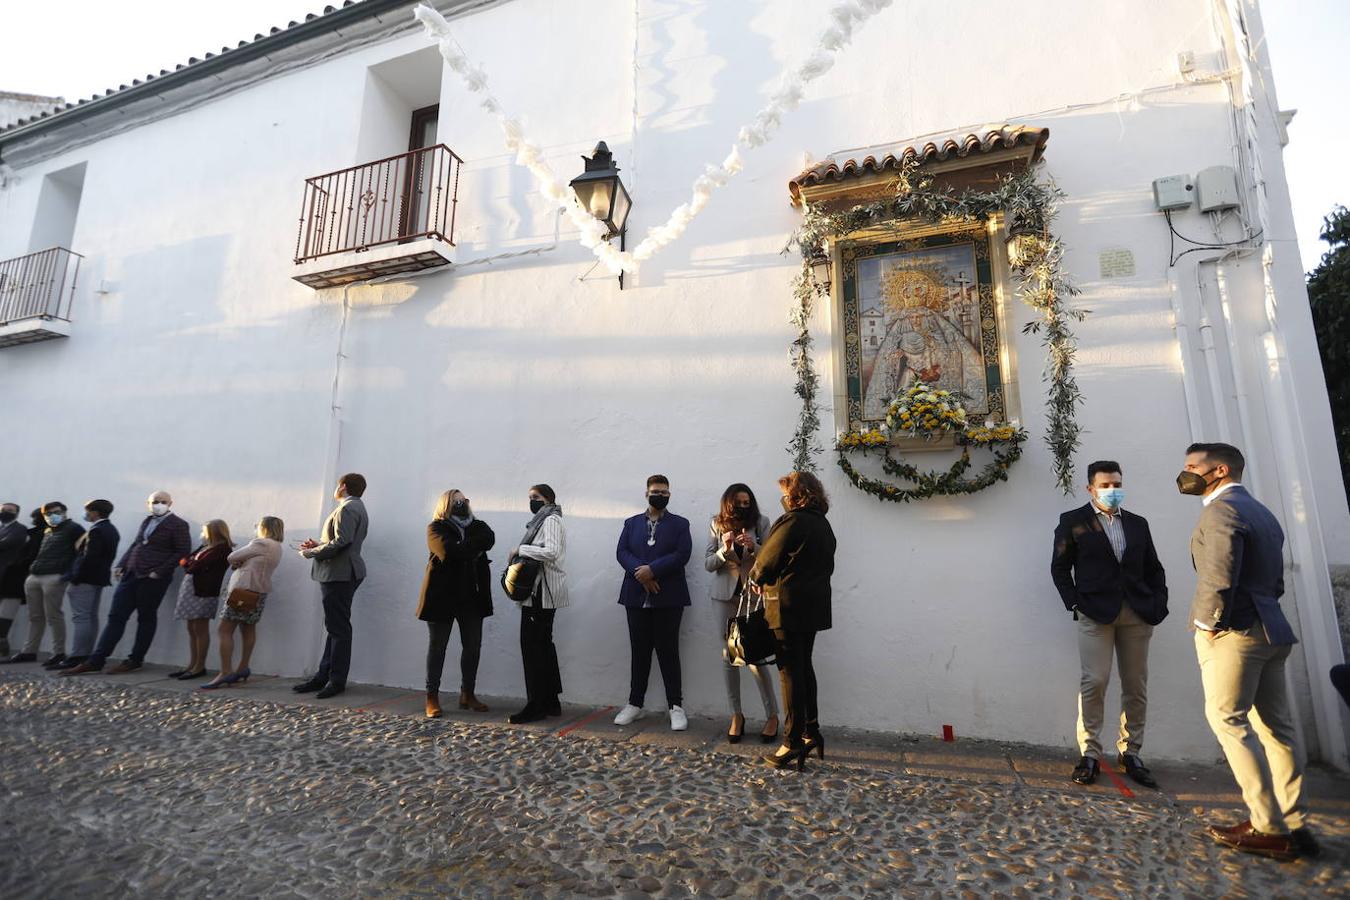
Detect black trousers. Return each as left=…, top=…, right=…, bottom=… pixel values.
left=520, top=606, right=561, bottom=706
left=316, top=579, right=360, bottom=688
left=90, top=573, right=172, bottom=667
left=425, top=614, right=483, bottom=694
left=626, top=606, right=684, bottom=708
left=774, top=628, right=819, bottom=747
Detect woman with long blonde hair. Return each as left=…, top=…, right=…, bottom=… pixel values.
left=417, top=489, right=496, bottom=718
left=202, top=516, right=284, bottom=689
left=170, top=518, right=233, bottom=679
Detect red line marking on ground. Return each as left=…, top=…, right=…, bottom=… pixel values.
left=555, top=706, right=616, bottom=737
left=353, top=691, right=422, bottom=713
left=1100, top=763, right=1136, bottom=798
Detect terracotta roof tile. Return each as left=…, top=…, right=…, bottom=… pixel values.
left=788, top=125, right=1049, bottom=203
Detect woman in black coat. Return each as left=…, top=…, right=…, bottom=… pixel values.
left=749, top=471, right=836, bottom=770
left=418, top=489, right=495, bottom=718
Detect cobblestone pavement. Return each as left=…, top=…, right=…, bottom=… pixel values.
left=1, top=672, right=1347, bottom=899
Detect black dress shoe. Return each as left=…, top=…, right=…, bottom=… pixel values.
left=58, top=656, right=87, bottom=669
left=1120, top=754, right=1159, bottom=789
left=167, top=669, right=189, bottom=679
left=292, top=679, right=326, bottom=693
left=1071, top=756, right=1099, bottom=785
left=508, top=705, right=546, bottom=724
left=543, top=700, right=562, bottom=717
left=1290, top=827, right=1321, bottom=858
left=41, top=654, right=68, bottom=669
left=314, top=684, right=345, bottom=699
left=0, top=653, right=37, bottom=664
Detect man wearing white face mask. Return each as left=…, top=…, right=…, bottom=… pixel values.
left=1051, top=460, right=1168, bottom=789
left=63, top=491, right=190, bottom=675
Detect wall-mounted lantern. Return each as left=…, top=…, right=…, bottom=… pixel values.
left=570, top=141, right=631, bottom=288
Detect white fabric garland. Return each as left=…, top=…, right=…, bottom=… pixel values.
left=415, top=0, right=893, bottom=275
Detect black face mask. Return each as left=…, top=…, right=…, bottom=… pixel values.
left=0, top=511, right=15, bottom=524
left=529, top=498, right=546, bottom=514
left=736, top=505, right=754, bottom=521
left=648, top=494, right=670, bottom=511
left=1177, top=468, right=1216, bottom=496
left=450, top=501, right=470, bottom=517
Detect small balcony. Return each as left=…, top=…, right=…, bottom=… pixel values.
left=292, top=144, right=462, bottom=289
left=0, top=247, right=82, bottom=348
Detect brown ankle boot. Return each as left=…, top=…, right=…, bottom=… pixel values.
left=459, top=690, right=489, bottom=712
left=425, top=692, right=442, bottom=719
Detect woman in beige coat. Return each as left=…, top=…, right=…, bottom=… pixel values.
left=706, top=483, right=778, bottom=743
left=202, top=517, right=284, bottom=689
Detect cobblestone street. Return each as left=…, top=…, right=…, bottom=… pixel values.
left=1, top=669, right=1347, bottom=898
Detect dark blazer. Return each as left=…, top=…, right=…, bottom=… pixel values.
left=118, top=513, right=192, bottom=579
left=1189, top=485, right=1295, bottom=645
left=0, top=520, right=31, bottom=590
left=183, top=543, right=232, bottom=597
left=417, top=519, right=495, bottom=621
left=749, top=508, right=836, bottom=632
left=1051, top=504, right=1168, bottom=625
left=616, top=511, right=693, bottom=609
left=0, top=525, right=42, bottom=599
left=68, top=520, right=121, bottom=587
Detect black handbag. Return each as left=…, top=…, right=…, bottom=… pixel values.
left=501, top=555, right=542, bottom=602
left=725, top=586, right=776, bottom=666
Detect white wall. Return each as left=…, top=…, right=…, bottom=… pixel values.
left=0, top=0, right=1345, bottom=762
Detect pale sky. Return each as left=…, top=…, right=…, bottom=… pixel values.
left=1, top=0, right=1344, bottom=273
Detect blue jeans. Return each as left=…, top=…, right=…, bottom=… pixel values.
left=64, top=583, right=104, bottom=658
left=316, top=579, right=361, bottom=688
left=90, top=573, right=172, bottom=667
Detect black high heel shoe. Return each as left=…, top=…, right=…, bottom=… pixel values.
left=803, top=731, right=825, bottom=760
left=761, top=745, right=809, bottom=771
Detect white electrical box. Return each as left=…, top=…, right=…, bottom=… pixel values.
left=1196, top=165, right=1241, bottom=212
left=1152, top=174, right=1194, bottom=211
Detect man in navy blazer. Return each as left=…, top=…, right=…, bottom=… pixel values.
left=64, top=490, right=190, bottom=675
left=1181, top=443, right=1316, bottom=861
left=1052, top=460, right=1167, bottom=789
left=613, top=474, right=693, bottom=731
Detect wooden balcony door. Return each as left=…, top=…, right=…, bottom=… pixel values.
left=401, top=104, right=440, bottom=239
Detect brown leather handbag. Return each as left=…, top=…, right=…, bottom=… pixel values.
left=225, top=587, right=262, bottom=614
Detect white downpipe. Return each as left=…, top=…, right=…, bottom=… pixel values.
left=1168, top=274, right=1205, bottom=442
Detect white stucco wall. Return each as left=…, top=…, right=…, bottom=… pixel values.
left=0, top=0, right=1345, bottom=762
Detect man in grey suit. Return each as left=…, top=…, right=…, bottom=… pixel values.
left=1180, top=443, right=1318, bottom=861
left=294, top=473, right=369, bottom=699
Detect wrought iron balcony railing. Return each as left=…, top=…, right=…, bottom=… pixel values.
left=0, top=246, right=82, bottom=326
left=294, top=144, right=462, bottom=264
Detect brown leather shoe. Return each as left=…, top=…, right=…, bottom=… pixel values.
left=59, top=662, right=102, bottom=676
left=425, top=692, right=443, bottom=719
left=458, top=691, right=488, bottom=712
left=107, top=661, right=142, bottom=674
left=1207, top=826, right=1297, bottom=862
left=1205, top=820, right=1253, bottom=839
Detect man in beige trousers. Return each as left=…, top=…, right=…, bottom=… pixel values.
left=1180, top=442, right=1318, bottom=861
left=1052, top=460, right=1169, bottom=788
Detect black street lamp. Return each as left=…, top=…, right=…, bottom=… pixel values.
left=570, top=141, right=631, bottom=287
left=808, top=248, right=832, bottom=295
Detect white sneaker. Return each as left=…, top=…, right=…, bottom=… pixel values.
left=669, top=705, right=688, bottom=731
left=614, top=704, right=644, bottom=726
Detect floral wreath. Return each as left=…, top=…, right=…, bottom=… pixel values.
left=835, top=381, right=1027, bottom=502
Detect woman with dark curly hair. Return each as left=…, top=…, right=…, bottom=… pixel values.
left=749, top=471, right=836, bottom=771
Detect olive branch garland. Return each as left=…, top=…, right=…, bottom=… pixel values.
left=784, top=162, right=1086, bottom=495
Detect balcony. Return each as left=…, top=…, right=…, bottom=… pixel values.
left=0, top=247, right=82, bottom=348
left=292, top=144, right=462, bottom=289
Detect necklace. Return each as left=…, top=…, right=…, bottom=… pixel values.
left=646, top=518, right=658, bottom=547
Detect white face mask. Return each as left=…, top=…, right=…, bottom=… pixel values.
left=151, top=502, right=170, bottom=516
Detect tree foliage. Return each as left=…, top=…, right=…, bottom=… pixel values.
left=1308, top=205, right=1350, bottom=488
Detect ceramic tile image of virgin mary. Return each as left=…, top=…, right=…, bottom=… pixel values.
left=858, top=243, right=990, bottom=421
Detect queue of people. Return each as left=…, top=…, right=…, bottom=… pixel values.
left=0, top=444, right=1336, bottom=859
